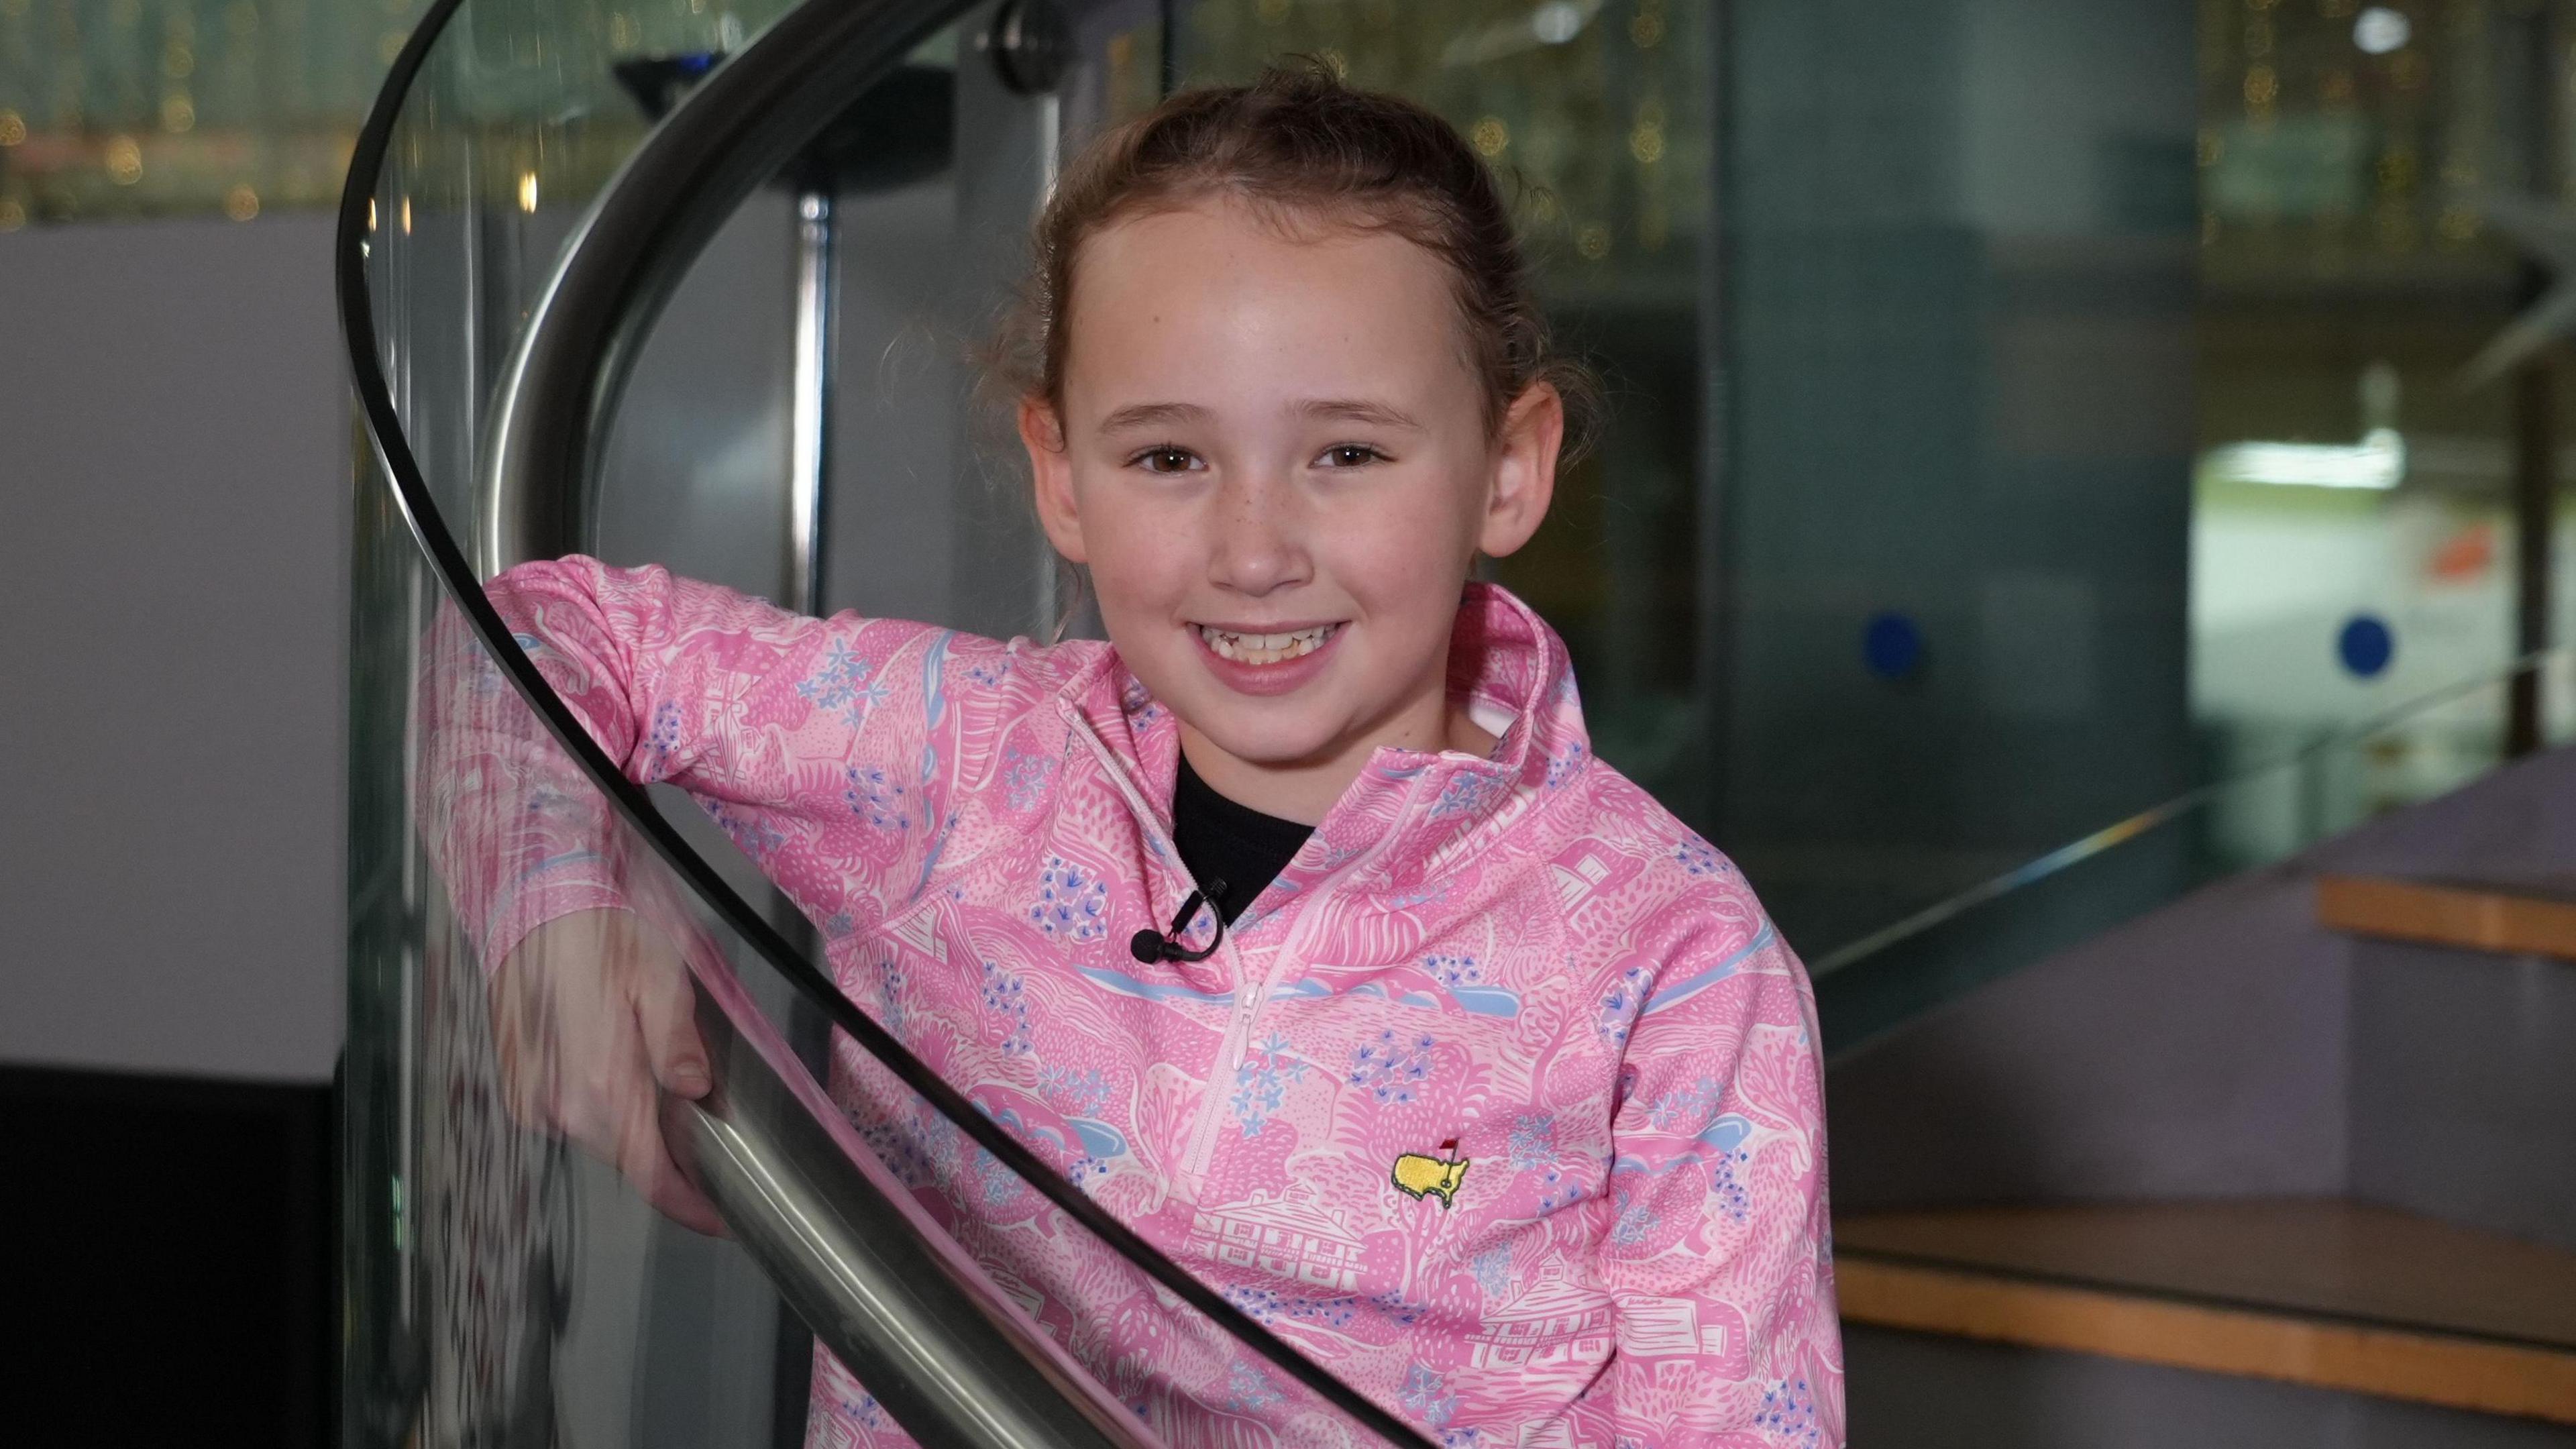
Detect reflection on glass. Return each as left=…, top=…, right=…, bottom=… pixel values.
left=345, top=1, right=1427, bottom=1442
left=1183, top=1, right=2569, bottom=1028
left=2192, top=0, right=2576, bottom=869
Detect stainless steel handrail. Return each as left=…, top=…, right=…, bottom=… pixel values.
left=676, top=977, right=1150, bottom=1449
left=474, top=0, right=962, bottom=576
left=458, top=1, right=1162, bottom=1441
left=352, top=0, right=1436, bottom=1439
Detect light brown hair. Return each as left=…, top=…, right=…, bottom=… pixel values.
left=999, top=60, right=1598, bottom=458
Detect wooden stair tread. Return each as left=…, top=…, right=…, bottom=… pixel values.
left=2318, top=873, right=2576, bottom=960
left=1835, top=1200, right=2576, bottom=1422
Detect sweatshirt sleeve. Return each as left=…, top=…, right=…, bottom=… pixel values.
left=1578, top=912, right=1845, bottom=1446
left=419, top=555, right=1019, bottom=974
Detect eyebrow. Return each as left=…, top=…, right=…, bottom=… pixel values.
left=1297, top=398, right=1424, bottom=430
left=1098, top=401, right=1212, bottom=432
left=1093, top=398, right=1426, bottom=433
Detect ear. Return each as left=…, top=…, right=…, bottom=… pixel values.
left=1021, top=395, right=1090, bottom=565
left=1478, top=382, right=1563, bottom=559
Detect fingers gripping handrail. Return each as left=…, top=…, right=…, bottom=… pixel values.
left=339, top=1, right=1439, bottom=1444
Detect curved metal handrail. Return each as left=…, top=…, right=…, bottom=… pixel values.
left=338, top=2, right=1436, bottom=1445
left=472, top=0, right=955, bottom=574
left=1811, top=645, right=2575, bottom=979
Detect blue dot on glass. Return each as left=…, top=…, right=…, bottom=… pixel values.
left=1862, top=611, right=1923, bottom=680
left=2337, top=614, right=2394, bottom=678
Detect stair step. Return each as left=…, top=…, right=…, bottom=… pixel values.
left=2317, top=874, right=2576, bottom=960
left=1834, top=1200, right=2576, bottom=1423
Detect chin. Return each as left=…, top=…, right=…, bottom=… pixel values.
left=1190, top=714, right=1346, bottom=769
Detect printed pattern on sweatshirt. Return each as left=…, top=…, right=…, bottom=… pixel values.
left=436, top=557, right=1845, bottom=1448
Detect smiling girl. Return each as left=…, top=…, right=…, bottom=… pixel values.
left=454, top=65, right=1841, bottom=1448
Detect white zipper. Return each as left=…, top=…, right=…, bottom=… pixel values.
left=1067, top=712, right=1429, bottom=1191
left=1065, top=717, right=1238, bottom=1190
left=1176, top=770, right=1428, bottom=1181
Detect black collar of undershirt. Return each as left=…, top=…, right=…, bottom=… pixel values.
left=1171, top=755, right=1317, bottom=924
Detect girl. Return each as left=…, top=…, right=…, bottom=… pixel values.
left=455, top=66, right=1841, bottom=1448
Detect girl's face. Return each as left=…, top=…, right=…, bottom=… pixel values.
left=1024, top=197, right=1561, bottom=820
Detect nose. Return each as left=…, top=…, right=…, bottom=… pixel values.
left=1205, top=468, right=1311, bottom=598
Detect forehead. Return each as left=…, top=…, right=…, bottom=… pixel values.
left=1061, top=198, right=1474, bottom=402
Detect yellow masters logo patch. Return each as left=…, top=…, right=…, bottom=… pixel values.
left=1391, top=1140, right=1470, bottom=1208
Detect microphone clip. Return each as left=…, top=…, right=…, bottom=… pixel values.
left=1130, top=879, right=1228, bottom=964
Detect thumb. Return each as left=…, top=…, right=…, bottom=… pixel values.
left=634, top=953, right=713, bottom=1099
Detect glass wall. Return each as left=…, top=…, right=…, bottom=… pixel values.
left=2192, top=0, right=2576, bottom=866
left=1179, top=0, right=2203, bottom=961
left=1181, top=0, right=2570, bottom=992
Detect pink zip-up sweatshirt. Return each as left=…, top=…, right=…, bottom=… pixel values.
left=447, top=557, right=1843, bottom=1448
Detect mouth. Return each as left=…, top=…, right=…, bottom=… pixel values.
left=1193, top=622, right=1342, bottom=667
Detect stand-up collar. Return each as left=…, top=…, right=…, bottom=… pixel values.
left=1061, top=583, right=1591, bottom=922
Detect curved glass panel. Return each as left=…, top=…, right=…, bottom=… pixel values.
left=344, top=0, right=1435, bottom=1443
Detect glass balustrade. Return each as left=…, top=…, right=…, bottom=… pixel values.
left=342, top=0, right=1431, bottom=1443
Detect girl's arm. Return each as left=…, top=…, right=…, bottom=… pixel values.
left=1583, top=920, right=1845, bottom=1446
left=415, top=557, right=1024, bottom=1234
left=425, top=553, right=1016, bottom=973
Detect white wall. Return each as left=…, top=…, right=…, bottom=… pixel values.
left=0, top=212, right=346, bottom=1083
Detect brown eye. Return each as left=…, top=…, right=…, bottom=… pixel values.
left=1136, top=447, right=1198, bottom=474
left=1319, top=444, right=1383, bottom=468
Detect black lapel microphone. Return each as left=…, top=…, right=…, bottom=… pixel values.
left=1130, top=879, right=1229, bottom=963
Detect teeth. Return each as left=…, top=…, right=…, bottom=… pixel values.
left=1197, top=623, right=1337, bottom=665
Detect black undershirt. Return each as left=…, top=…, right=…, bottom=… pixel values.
left=1172, top=755, right=1316, bottom=924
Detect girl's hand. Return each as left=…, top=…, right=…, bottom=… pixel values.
left=490, top=908, right=728, bottom=1235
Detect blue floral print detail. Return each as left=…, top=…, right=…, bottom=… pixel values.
left=1534, top=1166, right=1585, bottom=1214
left=1399, top=1364, right=1457, bottom=1428
left=1232, top=1033, right=1307, bottom=1137
left=965, top=656, right=1012, bottom=688
left=854, top=1112, right=938, bottom=1189
left=845, top=765, right=908, bottom=831
left=822, top=910, right=856, bottom=939
left=1000, top=747, right=1057, bottom=812
left=1225, top=1360, right=1283, bottom=1413
left=1440, top=1432, right=1483, bottom=1449
left=1371, top=1290, right=1426, bottom=1328
left=1509, top=1113, right=1558, bottom=1171
left=1429, top=771, right=1504, bottom=820
left=873, top=963, right=910, bottom=1038
left=1223, top=1284, right=1358, bottom=1328
left=825, top=1385, right=887, bottom=1431
left=645, top=700, right=683, bottom=773
left=1646, top=1077, right=1724, bottom=1132
left=1754, top=1377, right=1822, bottom=1448
left=1674, top=837, right=1729, bottom=877
left=798, top=639, right=886, bottom=727
left=1544, top=741, right=1589, bottom=788
left=1424, top=952, right=1483, bottom=987
left=706, top=800, right=788, bottom=863
left=1028, top=855, right=1109, bottom=942
left=980, top=959, right=1032, bottom=1055
left=1349, top=1030, right=1436, bottom=1105
left=1036, top=1064, right=1112, bottom=1118
left=970, top=1140, right=1037, bottom=1205
left=1610, top=1186, right=1658, bottom=1246
left=1711, top=1145, right=1754, bottom=1222
left=1595, top=963, right=1654, bottom=1046
left=1471, top=1244, right=1513, bottom=1297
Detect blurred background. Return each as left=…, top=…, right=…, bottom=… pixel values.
left=5, top=1, right=2574, bottom=1444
